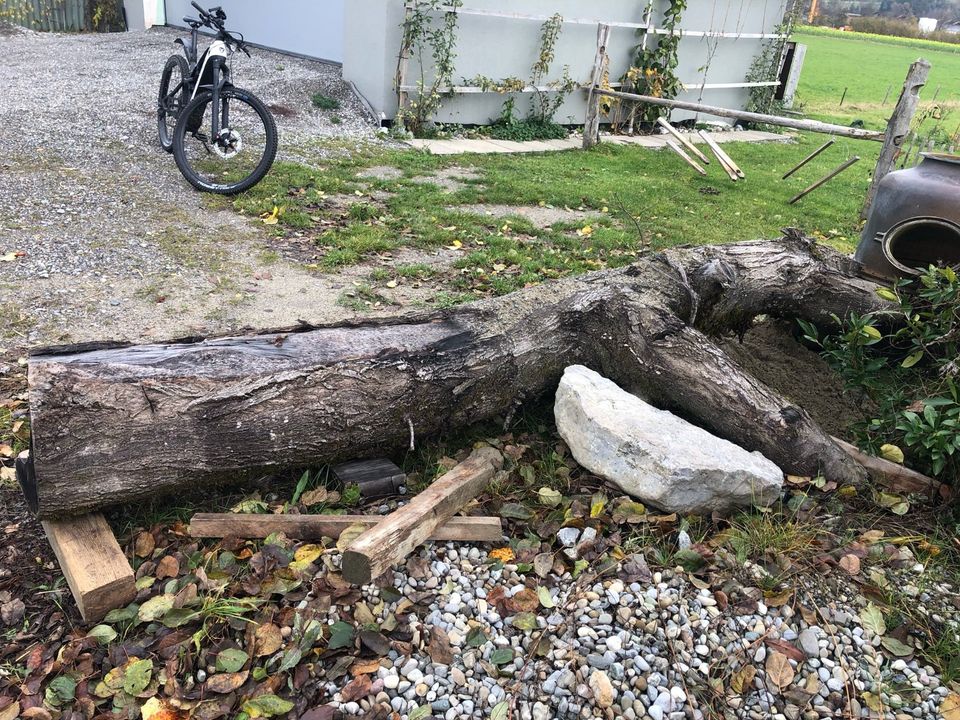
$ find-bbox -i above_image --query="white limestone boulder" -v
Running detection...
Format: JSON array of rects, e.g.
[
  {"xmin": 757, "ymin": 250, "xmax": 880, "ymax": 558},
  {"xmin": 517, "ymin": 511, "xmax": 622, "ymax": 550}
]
[{"xmin": 554, "ymin": 365, "xmax": 784, "ymax": 514}]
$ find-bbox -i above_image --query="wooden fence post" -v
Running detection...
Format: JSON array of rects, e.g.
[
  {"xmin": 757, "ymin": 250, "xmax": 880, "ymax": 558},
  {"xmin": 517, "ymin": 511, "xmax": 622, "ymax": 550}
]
[
  {"xmin": 861, "ymin": 59, "xmax": 930, "ymax": 220},
  {"xmin": 583, "ymin": 23, "xmax": 611, "ymax": 150}
]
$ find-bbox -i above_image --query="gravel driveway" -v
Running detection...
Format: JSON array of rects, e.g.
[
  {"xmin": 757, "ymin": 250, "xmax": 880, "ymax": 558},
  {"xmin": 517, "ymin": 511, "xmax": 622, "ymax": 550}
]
[{"xmin": 0, "ymin": 25, "xmax": 377, "ymax": 348}]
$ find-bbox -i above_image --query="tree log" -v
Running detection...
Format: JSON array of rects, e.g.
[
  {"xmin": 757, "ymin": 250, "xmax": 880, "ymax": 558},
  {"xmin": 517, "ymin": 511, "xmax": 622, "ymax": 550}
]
[{"xmin": 25, "ymin": 235, "xmax": 887, "ymax": 518}]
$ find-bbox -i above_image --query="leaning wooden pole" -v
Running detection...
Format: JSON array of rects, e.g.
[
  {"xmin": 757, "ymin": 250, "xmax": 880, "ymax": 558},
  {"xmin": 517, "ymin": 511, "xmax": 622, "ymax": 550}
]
[
  {"xmin": 860, "ymin": 59, "xmax": 931, "ymax": 219},
  {"xmin": 591, "ymin": 88, "xmax": 885, "ymax": 141}
]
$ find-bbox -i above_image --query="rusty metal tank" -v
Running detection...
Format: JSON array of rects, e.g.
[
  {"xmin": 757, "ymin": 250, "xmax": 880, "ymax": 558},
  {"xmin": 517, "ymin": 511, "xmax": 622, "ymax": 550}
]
[{"xmin": 855, "ymin": 152, "xmax": 960, "ymax": 280}]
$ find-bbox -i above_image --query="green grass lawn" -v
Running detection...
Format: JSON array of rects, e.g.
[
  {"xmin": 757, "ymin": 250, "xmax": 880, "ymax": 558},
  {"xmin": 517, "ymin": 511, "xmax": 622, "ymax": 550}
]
[
  {"xmin": 233, "ymin": 134, "xmax": 878, "ymax": 304},
  {"xmin": 793, "ymin": 28, "xmax": 960, "ymax": 133}
]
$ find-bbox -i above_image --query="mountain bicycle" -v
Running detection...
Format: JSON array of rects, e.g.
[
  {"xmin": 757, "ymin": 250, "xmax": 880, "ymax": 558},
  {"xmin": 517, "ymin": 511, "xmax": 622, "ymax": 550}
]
[{"xmin": 157, "ymin": 2, "xmax": 277, "ymax": 194}]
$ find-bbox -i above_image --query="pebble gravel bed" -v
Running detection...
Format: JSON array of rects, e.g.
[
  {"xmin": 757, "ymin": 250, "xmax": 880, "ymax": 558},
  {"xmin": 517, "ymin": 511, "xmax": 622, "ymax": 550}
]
[{"xmin": 303, "ymin": 542, "xmax": 957, "ymax": 720}]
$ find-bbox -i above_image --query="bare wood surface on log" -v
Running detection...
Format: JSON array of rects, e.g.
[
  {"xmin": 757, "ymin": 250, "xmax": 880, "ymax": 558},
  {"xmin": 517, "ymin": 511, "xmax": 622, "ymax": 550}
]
[
  {"xmin": 41, "ymin": 513, "xmax": 136, "ymax": 622},
  {"xmin": 27, "ymin": 237, "xmax": 888, "ymax": 518},
  {"xmin": 189, "ymin": 513, "xmax": 504, "ymax": 542},
  {"xmin": 831, "ymin": 436, "xmax": 951, "ymax": 500},
  {"xmin": 342, "ymin": 447, "xmax": 504, "ymax": 584}
]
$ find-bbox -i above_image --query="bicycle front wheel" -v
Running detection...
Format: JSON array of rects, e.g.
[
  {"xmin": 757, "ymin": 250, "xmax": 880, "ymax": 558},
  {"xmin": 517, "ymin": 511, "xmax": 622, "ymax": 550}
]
[{"xmin": 172, "ymin": 88, "xmax": 278, "ymax": 195}]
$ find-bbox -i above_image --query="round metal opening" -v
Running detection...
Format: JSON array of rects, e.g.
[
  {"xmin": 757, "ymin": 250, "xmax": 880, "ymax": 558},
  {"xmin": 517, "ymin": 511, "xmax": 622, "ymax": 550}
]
[{"xmin": 882, "ymin": 217, "xmax": 960, "ymax": 275}]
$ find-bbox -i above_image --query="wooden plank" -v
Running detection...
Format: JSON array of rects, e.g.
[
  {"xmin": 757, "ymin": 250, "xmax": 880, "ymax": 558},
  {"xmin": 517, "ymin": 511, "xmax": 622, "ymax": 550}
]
[
  {"xmin": 583, "ymin": 24, "xmax": 611, "ymax": 150},
  {"xmin": 664, "ymin": 138, "xmax": 707, "ymax": 175},
  {"xmin": 592, "ymin": 88, "xmax": 885, "ymax": 141},
  {"xmin": 657, "ymin": 117, "xmax": 711, "ymax": 164},
  {"xmin": 861, "ymin": 60, "xmax": 930, "ymax": 219},
  {"xmin": 831, "ymin": 437, "xmax": 951, "ymax": 500},
  {"xmin": 698, "ymin": 130, "xmax": 745, "ymax": 178},
  {"xmin": 342, "ymin": 447, "xmax": 504, "ymax": 584},
  {"xmin": 698, "ymin": 131, "xmax": 739, "ymax": 181},
  {"xmin": 42, "ymin": 513, "xmax": 136, "ymax": 623},
  {"xmin": 788, "ymin": 156, "xmax": 860, "ymax": 204},
  {"xmin": 189, "ymin": 513, "xmax": 504, "ymax": 541}
]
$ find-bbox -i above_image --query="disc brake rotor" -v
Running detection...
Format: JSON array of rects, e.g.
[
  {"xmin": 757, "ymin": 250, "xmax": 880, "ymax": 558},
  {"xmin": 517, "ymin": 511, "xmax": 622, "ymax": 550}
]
[{"xmin": 213, "ymin": 129, "xmax": 242, "ymax": 159}]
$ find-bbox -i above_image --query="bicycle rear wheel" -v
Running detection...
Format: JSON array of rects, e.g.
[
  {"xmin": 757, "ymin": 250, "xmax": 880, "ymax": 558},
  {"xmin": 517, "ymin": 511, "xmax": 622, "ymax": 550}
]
[
  {"xmin": 172, "ymin": 88, "xmax": 278, "ymax": 195},
  {"xmin": 157, "ymin": 55, "xmax": 190, "ymax": 153}
]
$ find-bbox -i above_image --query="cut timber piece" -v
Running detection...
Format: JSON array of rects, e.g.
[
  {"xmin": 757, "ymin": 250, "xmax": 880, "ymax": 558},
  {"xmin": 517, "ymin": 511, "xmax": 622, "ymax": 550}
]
[
  {"xmin": 342, "ymin": 447, "xmax": 504, "ymax": 584},
  {"xmin": 189, "ymin": 513, "xmax": 504, "ymax": 541},
  {"xmin": 698, "ymin": 130, "xmax": 744, "ymax": 179},
  {"xmin": 664, "ymin": 138, "xmax": 707, "ymax": 175},
  {"xmin": 831, "ymin": 436, "xmax": 951, "ymax": 500},
  {"xmin": 332, "ymin": 458, "xmax": 406, "ymax": 500},
  {"xmin": 42, "ymin": 513, "xmax": 136, "ymax": 622},
  {"xmin": 657, "ymin": 117, "xmax": 711, "ymax": 165},
  {"xmin": 25, "ymin": 237, "xmax": 888, "ymax": 518},
  {"xmin": 788, "ymin": 156, "xmax": 860, "ymax": 204}
]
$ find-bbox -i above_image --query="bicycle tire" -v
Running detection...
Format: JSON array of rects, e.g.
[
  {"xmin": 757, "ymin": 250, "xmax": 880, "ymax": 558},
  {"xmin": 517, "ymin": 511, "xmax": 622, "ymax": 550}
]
[
  {"xmin": 172, "ymin": 87, "xmax": 278, "ymax": 195},
  {"xmin": 157, "ymin": 54, "xmax": 191, "ymax": 153}
]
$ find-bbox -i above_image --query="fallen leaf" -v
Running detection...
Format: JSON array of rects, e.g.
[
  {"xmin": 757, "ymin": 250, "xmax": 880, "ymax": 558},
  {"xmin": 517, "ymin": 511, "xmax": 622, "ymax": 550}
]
[
  {"xmin": 765, "ymin": 638, "xmax": 805, "ymax": 663},
  {"xmin": 336, "ymin": 523, "xmax": 368, "ymax": 552},
  {"xmin": 350, "ymin": 659, "xmax": 382, "ymax": 676},
  {"xmin": 941, "ymin": 693, "xmax": 960, "ymax": 720},
  {"xmin": 538, "ymin": 586, "xmax": 555, "ymax": 609},
  {"xmin": 507, "ymin": 587, "xmax": 539, "ymax": 613},
  {"xmin": 216, "ymin": 648, "xmax": 249, "ymax": 672},
  {"xmin": 122, "ymin": 658, "xmax": 153, "ymax": 696},
  {"xmin": 254, "ymin": 623, "xmax": 283, "ymax": 657},
  {"xmin": 138, "ymin": 594, "xmax": 174, "ymax": 622},
  {"xmin": 206, "ymin": 670, "xmax": 248, "ymax": 693},
  {"xmin": 880, "ymin": 636, "xmax": 913, "ymax": 657},
  {"xmin": 156, "ymin": 556, "xmax": 180, "ymax": 579},
  {"xmin": 511, "ymin": 612, "xmax": 538, "ymax": 631},
  {"xmin": 838, "ymin": 554, "xmax": 861, "ymax": 575},
  {"xmin": 488, "ymin": 547, "xmax": 515, "ymax": 564},
  {"xmin": 537, "ymin": 487, "xmax": 562, "ymax": 506},
  {"xmin": 134, "ymin": 531, "xmax": 155, "ymax": 558},
  {"xmin": 765, "ymin": 650, "xmax": 795, "ymax": 691},
  {"xmin": 859, "ymin": 603, "xmax": 886, "ymax": 636},
  {"xmin": 533, "ymin": 553, "xmax": 553, "ymax": 578},
  {"xmin": 879, "ymin": 444, "xmax": 904, "ymax": 464},
  {"xmin": 243, "ymin": 695, "xmax": 294, "ymax": 718},
  {"xmin": 300, "ymin": 487, "xmax": 329, "ymax": 506},
  {"xmin": 340, "ymin": 675, "xmax": 372, "ymax": 703},
  {"xmin": 730, "ymin": 665, "xmax": 756, "ymax": 694},
  {"xmin": 427, "ymin": 626, "xmax": 454, "ymax": 665}
]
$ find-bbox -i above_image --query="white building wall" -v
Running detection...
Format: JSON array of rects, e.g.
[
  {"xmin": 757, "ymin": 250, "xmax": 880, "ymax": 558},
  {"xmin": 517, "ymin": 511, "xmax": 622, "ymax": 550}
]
[
  {"xmin": 164, "ymin": 0, "xmax": 345, "ymax": 63},
  {"xmin": 344, "ymin": 0, "xmax": 789, "ymax": 126}
]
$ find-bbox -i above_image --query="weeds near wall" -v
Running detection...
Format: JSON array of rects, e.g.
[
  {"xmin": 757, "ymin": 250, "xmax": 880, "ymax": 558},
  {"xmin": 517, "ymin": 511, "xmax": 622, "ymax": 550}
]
[
  {"xmin": 465, "ymin": 14, "xmax": 576, "ymax": 139},
  {"xmin": 800, "ymin": 266, "xmax": 960, "ymax": 480},
  {"xmin": 745, "ymin": 3, "xmax": 800, "ymax": 124},
  {"xmin": 396, "ymin": 0, "xmax": 462, "ymax": 136}
]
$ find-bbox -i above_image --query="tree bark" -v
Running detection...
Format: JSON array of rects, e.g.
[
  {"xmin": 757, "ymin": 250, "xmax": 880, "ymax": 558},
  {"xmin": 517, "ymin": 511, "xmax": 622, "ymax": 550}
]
[{"xmin": 25, "ymin": 235, "xmax": 886, "ymax": 518}]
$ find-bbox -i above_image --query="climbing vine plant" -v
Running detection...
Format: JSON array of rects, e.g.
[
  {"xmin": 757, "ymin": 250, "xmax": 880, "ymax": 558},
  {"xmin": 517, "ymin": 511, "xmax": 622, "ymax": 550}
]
[
  {"xmin": 465, "ymin": 14, "xmax": 577, "ymax": 128},
  {"xmin": 628, "ymin": 0, "xmax": 687, "ymax": 125},
  {"xmin": 745, "ymin": 2, "xmax": 801, "ymax": 123},
  {"xmin": 396, "ymin": 0, "xmax": 462, "ymax": 136}
]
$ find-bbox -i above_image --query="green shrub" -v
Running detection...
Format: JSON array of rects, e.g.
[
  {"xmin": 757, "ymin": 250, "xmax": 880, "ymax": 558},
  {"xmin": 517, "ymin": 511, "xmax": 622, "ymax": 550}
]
[
  {"xmin": 799, "ymin": 265, "xmax": 960, "ymax": 479},
  {"xmin": 484, "ymin": 119, "xmax": 568, "ymax": 142},
  {"xmin": 311, "ymin": 93, "xmax": 340, "ymax": 111}
]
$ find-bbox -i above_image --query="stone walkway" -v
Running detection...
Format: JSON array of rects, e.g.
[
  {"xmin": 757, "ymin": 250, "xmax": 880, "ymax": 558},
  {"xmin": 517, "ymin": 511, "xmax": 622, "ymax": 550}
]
[{"xmin": 405, "ymin": 130, "xmax": 791, "ymax": 155}]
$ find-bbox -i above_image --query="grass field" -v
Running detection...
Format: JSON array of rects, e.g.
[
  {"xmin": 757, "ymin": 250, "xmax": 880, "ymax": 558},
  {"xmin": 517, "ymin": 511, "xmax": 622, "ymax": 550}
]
[{"xmin": 793, "ymin": 28, "xmax": 960, "ymax": 133}]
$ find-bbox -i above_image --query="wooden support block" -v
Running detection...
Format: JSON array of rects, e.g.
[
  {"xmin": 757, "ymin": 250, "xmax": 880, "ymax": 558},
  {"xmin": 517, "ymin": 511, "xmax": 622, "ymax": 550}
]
[
  {"xmin": 41, "ymin": 513, "xmax": 136, "ymax": 623},
  {"xmin": 189, "ymin": 513, "xmax": 504, "ymax": 542},
  {"xmin": 698, "ymin": 130, "xmax": 745, "ymax": 179},
  {"xmin": 342, "ymin": 447, "xmax": 504, "ymax": 585}
]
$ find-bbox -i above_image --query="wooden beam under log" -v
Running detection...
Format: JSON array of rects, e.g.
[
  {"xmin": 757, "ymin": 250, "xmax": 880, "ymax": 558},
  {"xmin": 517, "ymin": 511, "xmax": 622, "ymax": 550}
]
[
  {"xmin": 189, "ymin": 513, "xmax": 504, "ymax": 542},
  {"xmin": 25, "ymin": 237, "xmax": 889, "ymax": 519}
]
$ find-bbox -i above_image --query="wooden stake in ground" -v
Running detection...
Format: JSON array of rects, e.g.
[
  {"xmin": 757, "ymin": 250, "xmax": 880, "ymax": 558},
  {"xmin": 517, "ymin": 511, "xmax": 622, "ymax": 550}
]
[
  {"xmin": 42, "ymin": 514, "xmax": 136, "ymax": 622},
  {"xmin": 582, "ymin": 23, "xmax": 611, "ymax": 150},
  {"xmin": 664, "ymin": 138, "xmax": 707, "ymax": 175},
  {"xmin": 861, "ymin": 59, "xmax": 930, "ymax": 219},
  {"xmin": 189, "ymin": 513, "xmax": 503, "ymax": 542},
  {"xmin": 657, "ymin": 117, "xmax": 711, "ymax": 165},
  {"xmin": 341, "ymin": 447, "xmax": 504, "ymax": 584},
  {"xmin": 782, "ymin": 139, "xmax": 835, "ymax": 179},
  {"xmin": 697, "ymin": 130, "xmax": 741, "ymax": 181},
  {"xmin": 788, "ymin": 156, "xmax": 860, "ymax": 204}
]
